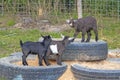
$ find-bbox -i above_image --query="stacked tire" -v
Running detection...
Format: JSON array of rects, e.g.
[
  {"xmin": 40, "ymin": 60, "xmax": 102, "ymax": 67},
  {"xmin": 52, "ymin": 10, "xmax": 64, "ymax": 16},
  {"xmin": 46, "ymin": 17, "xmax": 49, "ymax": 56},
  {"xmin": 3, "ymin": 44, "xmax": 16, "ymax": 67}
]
[
  {"xmin": 0, "ymin": 52, "xmax": 67, "ymax": 80},
  {"xmin": 50, "ymin": 40, "xmax": 108, "ymax": 61},
  {"xmin": 71, "ymin": 64, "xmax": 120, "ymax": 80}
]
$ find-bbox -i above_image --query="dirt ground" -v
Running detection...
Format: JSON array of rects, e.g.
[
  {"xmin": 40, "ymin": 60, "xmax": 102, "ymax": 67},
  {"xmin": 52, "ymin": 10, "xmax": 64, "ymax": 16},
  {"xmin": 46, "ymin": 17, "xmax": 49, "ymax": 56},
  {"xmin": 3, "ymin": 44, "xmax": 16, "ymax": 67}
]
[{"xmin": 14, "ymin": 52, "xmax": 120, "ymax": 80}]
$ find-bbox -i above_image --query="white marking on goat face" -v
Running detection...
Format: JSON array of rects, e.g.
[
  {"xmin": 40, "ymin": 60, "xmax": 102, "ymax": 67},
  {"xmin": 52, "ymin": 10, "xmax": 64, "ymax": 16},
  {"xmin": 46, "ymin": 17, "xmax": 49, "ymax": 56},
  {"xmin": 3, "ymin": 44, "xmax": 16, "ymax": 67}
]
[
  {"xmin": 50, "ymin": 44, "xmax": 58, "ymax": 54},
  {"xmin": 69, "ymin": 23, "xmax": 73, "ymax": 26}
]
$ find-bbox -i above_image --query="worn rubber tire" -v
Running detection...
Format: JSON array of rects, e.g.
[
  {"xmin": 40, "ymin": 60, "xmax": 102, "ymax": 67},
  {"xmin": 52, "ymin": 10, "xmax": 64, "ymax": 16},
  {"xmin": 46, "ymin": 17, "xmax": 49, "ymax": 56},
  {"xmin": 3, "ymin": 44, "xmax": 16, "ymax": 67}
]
[
  {"xmin": 0, "ymin": 52, "xmax": 67, "ymax": 80},
  {"xmin": 50, "ymin": 40, "xmax": 108, "ymax": 61},
  {"xmin": 71, "ymin": 64, "xmax": 120, "ymax": 80}
]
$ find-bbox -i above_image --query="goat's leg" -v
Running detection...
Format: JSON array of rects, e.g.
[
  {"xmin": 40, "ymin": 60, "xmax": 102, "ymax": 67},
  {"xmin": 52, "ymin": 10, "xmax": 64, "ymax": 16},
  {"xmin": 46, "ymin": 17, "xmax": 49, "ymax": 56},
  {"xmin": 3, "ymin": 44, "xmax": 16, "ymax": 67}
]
[
  {"xmin": 81, "ymin": 31, "xmax": 86, "ymax": 42},
  {"xmin": 22, "ymin": 54, "xmax": 28, "ymax": 66},
  {"xmin": 73, "ymin": 31, "xmax": 79, "ymax": 38},
  {"xmin": 86, "ymin": 31, "xmax": 91, "ymax": 42},
  {"xmin": 44, "ymin": 50, "xmax": 51, "ymax": 66},
  {"xmin": 43, "ymin": 55, "xmax": 51, "ymax": 66},
  {"xmin": 38, "ymin": 54, "xmax": 43, "ymax": 66},
  {"xmin": 93, "ymin": 29, "xmax": 98, "ymax": 42},
  {"xmin": 56, "ymin": 54, "xmax": 62, "ymax": 65}
]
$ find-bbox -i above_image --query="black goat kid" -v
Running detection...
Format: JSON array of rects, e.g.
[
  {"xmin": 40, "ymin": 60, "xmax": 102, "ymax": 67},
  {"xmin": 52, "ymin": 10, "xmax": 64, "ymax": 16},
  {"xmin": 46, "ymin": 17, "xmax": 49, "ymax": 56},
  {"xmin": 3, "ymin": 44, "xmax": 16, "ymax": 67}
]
[
  {"xmin": 44, "ymin": 36, "xmax": 75, "ymax": 65},
  {"xmin": 20, "ymin": 35, "xmax": 52, "ymax": 66},
  {"xmin": 67, "ymin": 16, "xmax": 98, "ymax": 42}
]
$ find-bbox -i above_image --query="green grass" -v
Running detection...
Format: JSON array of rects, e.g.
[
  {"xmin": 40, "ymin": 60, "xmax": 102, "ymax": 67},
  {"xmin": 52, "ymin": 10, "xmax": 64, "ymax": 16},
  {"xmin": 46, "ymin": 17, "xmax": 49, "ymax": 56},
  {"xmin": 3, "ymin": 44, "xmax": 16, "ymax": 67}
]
[
  {"xmin": 0, "ymin": 28, "xmax": 74, "ymax": 57},
  {"xmin": 0, "ymin": 16, "xmax": 120, "ymax": 58},
  {"xmin": 98, "ymin": 18, "xmax": 120, "ymax": 49},
  {"xmin": 0, "ymin": 29, "xmax": 40, "ymax": 57}
]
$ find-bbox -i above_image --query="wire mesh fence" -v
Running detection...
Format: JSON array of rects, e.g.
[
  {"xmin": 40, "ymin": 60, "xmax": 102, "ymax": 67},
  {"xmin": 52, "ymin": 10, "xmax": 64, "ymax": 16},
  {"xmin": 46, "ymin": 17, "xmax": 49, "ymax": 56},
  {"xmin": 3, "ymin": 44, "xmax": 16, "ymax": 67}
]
[
  {"xmin": 82, "ymin": 0, "xmax": 120, "ymax": 18},
  {"xmin": 0, "ymin": 0, "xmax": 120, "ymax": 24},
  {"xmin": 82, "ymin": 0, "xmax": 120, "ymax": 29}
]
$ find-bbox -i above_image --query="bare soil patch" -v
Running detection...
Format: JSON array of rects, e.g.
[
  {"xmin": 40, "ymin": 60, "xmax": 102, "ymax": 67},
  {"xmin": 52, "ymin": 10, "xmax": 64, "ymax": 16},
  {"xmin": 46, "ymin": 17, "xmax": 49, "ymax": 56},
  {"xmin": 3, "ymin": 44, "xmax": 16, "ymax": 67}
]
[{"xmin": 108, "ymin": 52, "xmax": 120, "ymax": 58}]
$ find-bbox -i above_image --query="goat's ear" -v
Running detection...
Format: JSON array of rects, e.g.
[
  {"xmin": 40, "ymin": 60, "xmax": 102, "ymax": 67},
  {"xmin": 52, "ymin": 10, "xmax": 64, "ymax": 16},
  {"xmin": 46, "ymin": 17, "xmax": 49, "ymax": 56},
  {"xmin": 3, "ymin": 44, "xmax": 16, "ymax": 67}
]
[
  {"xmin": 41, "ymin": 35, "xmax": 45, "ymax": 38},
  {"xmin": 62, "ymin": 36, "xmax": 69, "ymax": 44},
  {"xmin": 61, "ymin": 34, "xmax": 65, "ymax": 39},
  {"xmin": 38, "ymin": 37, "xmax": 44, "ymax": 41},
  {"xmin": 48, "ymin": 35, "xmax": 51, "ymax": 38},
  {"xmin": 73, "ymin": 20, "xmax": 77, "ymax": 22},
  {"xmin": 66, "ymin": 19, "xmax": 71, "ymax": 23}
]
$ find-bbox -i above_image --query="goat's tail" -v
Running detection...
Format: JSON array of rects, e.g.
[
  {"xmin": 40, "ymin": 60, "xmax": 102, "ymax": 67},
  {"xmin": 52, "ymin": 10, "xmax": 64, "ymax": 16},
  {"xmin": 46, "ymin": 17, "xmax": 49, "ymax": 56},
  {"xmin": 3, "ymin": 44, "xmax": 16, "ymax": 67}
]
[{"xmin": 20, "ymin": 40, "xmax": 23, "ymax": 47}]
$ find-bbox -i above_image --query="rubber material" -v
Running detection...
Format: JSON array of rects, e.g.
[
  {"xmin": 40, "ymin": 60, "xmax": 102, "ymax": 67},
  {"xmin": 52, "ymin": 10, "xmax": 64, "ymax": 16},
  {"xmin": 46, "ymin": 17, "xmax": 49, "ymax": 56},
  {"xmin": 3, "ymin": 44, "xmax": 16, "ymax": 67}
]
[
  {"xmin": 50, "ymin": 40, "xmax": 108, "ymax": 61},
  {"xmin": 71, "ymin": 64, "xmax": 120, "ymax": 80},
  {"xmin": 0, "ymin": 52, "xmax": 67, "ymax": 80}
]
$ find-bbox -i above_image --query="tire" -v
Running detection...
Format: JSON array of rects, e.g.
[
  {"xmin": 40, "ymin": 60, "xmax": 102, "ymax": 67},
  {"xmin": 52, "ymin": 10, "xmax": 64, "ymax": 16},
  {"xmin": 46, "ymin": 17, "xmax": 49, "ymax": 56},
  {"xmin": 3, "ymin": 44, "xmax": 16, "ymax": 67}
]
[
  {"xmin": 71, "ymin": 64, "xmax": 120, "ymax": 80},
  {"xmin": 50, "ymin": 40, "xmax": 108, "ymax": 61},
  {"xmin": 0, "ymin": 52, "xmax": 67, "ymax": 80}
]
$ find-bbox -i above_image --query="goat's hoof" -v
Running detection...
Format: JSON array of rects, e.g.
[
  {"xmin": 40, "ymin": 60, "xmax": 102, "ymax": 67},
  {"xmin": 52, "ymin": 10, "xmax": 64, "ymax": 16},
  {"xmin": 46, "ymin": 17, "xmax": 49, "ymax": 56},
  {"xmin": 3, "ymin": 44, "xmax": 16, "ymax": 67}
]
[
  {"xmin": 86, "ymin": 40, "xmax": 90, "ymax": 42},
  {"xmin": 96, "ymin": 39, "xmax": 98, "ymax": 42},
  {"xmin": 39, "ymin": 64, "xmax": 43, "ymax": 66},
  {"xmin": 40, "ymin": 65, "xmax": 43, "ymax": 66},
  {"xmin": 23, "ymin": 63, "xmax": 28, "ymax": 66},
  {"xmin": 81, "ymin": 40, "xmax": 85, "ymax": 42},
  {"xmin": 23, "ymin": 64, "xmax": 28, "ymax": 66},
  {"xmin": 47, "ymin": 63, "xmax": 51, "ymax": 66},
  {"xmin": 95, "ymin": 38, "xmax": 98, "ymax": 42},
  {"xmin": 58, "ymin": 63, "xmax": 62, "ymax": 65}
]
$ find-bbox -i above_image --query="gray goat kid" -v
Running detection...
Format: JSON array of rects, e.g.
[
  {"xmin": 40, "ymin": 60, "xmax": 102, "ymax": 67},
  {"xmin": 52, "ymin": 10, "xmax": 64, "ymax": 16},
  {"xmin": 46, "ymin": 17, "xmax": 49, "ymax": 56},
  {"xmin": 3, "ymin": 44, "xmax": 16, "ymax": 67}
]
[
  {"xmin": 20, "ymin": 35, "xmax": 52, "ymax": 66},
  {"xmin": 67, "ymin": 16, "xmax": 98, "ymax": 42},
  {"xmin": 44, "ymin": 35, "xmax": 75, "ymax": 65}
]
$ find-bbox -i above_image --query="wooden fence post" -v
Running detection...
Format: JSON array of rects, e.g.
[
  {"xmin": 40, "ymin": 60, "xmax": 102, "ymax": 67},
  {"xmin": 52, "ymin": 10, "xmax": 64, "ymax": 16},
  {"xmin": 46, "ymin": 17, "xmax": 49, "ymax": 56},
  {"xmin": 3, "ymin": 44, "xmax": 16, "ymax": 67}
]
[{"xmin": 77, "ymin": 0, "xmax": 82, "ymax": 18}]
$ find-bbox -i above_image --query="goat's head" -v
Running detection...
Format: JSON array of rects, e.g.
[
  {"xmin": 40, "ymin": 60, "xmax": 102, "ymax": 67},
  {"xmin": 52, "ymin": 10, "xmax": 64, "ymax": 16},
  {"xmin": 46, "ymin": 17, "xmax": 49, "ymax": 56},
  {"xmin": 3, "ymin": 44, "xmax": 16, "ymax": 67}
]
[
  {"xmin": 41, "ymin": 35, "xmax": 52, "ymax": 45},
  {"xmin": 66, "ymin": 19, "xmax": 76, "ymax": 28},
  {"xmin": 61, "ymin": 34, "xmax": 75, "ymax": 46}
]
